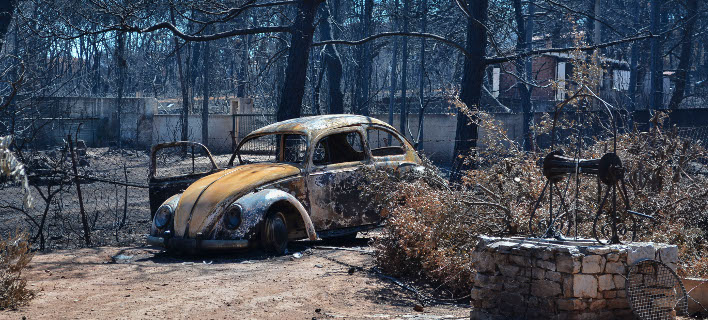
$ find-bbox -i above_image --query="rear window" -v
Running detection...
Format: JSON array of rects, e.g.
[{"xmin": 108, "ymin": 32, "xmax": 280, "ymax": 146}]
[{"xmin": 366, "ymin": 128, "xmax": 406, "ymax": 156}]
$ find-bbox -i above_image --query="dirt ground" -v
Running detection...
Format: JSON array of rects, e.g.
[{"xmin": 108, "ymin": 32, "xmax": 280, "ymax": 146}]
[
  {"xmin": 3, "ymin": 240, "xmax": 470, "ymax": 320},
  {"xmin": 2, "ymin": 147, "xmax": 469, "ymax": 319}
]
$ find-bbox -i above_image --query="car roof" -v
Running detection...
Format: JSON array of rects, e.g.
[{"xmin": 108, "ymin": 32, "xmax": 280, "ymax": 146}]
[{"xmin": 248, "ymin": 114, "xmax": 396, "ymax": 138}]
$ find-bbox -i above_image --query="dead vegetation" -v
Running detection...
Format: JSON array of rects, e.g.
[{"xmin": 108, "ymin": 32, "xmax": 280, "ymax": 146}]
[
  {"xmin": 0, "ymin": 231, "xmax": 34, "ymax": 310},
  {"xmin": 365, "ymin": 109, "xmax": 708, "ymax": 298},
  {"xmin": 1, "ymin": 147, "xmax": 152, "ymax": 251},
  {"xmin": 366, "ymin": 36, "xmax": 708, "ymax": 296}
]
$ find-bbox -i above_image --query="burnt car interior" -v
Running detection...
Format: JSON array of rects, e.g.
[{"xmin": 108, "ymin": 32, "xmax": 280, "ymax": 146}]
[
  {"xmin": 237, "ymin": 134, "xmax": 307, "ymax": 165},
  {"xmin": 366, "ymin": 128, "xmax": 406, "ymax": 157},
  {"xmin": 149, "ymin": 142, "xmax": 220, "ymax": 216},
  {"xmin": 313, "ymin": 131, "xmax": 366, "ymax": 166},
  {"xmin": 282, "ymin": 135, "xmax": 307, "ymax": 163}
]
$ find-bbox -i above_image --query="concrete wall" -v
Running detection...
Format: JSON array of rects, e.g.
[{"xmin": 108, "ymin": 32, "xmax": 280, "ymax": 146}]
[
  {"xmin": 152, "ymin": 114, "xmax": 235, "ymax": 153},
  {"xmin": 12, "ymin": 97, "xmax": 157, "ymax": 148},
  {"xmin": 19, "ymin": 96, "xmax": 707, "ymax": 164},
  {"xmin": 370, "ymin": 113, "xmax": 526, "ymax": 164},
  {"xmin": 152, "ymin": 112, "xmax": 469, "ymax": 163},
  {"xmin": 370, "ymin": 113, "xmax": 460, "ymax": 164},
  {"xmin": 149, "ymin": 112, "xmax": 523, "ymax": 163}
]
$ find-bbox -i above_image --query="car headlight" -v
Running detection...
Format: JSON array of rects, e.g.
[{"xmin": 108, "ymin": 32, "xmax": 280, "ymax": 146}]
[
  {"xmin": 223, "ymin": 203, "xmax": 242, "ymax": 229},
  {"xmin": 154, "ymin": 205, "xmax": 173, "ymax": 229}
]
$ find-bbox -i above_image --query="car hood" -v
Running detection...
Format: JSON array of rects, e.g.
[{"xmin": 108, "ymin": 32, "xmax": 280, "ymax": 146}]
[{"xmin": 173, "ymin": 163, "xmax": 300, "ymax": 238}]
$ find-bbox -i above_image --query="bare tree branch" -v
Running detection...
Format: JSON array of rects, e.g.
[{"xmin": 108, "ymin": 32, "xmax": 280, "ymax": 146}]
[
  {"xmin": 312, "ymin": 31, "xmax": 471, "ymax": 58},
  {"xmin": 485, "ymin": 33, "xmax": 655, "ymax": 64},
  {"xmin": 122, "ymin": 22, "xmax": 291, "ymax": 42},
  {"xmin": 541, "ymin": 0, "xmax": 625, "ymax": 37},
  {"xmin": 0, "ymin": 56, "xmax": 25, "ymax": 113}
]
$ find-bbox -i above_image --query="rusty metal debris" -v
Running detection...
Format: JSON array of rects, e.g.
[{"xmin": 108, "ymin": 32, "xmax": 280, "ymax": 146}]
[
  {"xmin": 530, "ymin": 150, "xmax": 656, "ymax": 244},
  {"xmin": 529, "ymin": 109, "xmax": 656, "ymax": 244}
]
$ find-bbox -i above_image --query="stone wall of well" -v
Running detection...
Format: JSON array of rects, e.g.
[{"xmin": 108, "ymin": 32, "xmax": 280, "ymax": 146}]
[{"xmin": 470, "ymin": 236, "xmax": 679, "ymax": 320}]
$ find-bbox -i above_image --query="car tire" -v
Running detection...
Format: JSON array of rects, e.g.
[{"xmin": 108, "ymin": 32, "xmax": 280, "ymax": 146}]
[{"xmin": 262, "ymin": 211, "xmax": 288, "ymax": 255}]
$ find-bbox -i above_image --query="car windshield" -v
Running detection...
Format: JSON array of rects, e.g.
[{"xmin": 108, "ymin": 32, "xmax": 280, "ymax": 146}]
[{"xmin": 236, "ymin": 133, "xmax": 307, "ymax": 165}]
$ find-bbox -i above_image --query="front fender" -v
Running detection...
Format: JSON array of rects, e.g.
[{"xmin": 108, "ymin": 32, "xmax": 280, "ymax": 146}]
[{"xmin": 212, "ymin": 189, "xmax": 317, "ymax": 241}]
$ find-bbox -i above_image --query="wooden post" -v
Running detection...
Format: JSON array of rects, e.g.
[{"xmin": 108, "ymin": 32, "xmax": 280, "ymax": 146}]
[{"xmin": 68, "ymin": 134, "xmax": 91, "ymax": 246}]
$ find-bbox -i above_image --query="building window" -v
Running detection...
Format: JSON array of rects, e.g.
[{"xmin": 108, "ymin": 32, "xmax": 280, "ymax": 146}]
[
  {"xmin": 613, "ymin": 70, "xmax": 630, "ymax": 91},
  {"xmin": 492, "ymin": 68, "xmax": 500, "ymax": 98},
  {"xmin": 555, "ymin": 62, "xmax": 566, "ymax": 101}
]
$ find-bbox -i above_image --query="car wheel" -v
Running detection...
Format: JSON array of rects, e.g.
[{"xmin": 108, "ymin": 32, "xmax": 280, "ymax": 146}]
[{"xmin": 262, "ymin": 211, "xmax": 288, "ymax": 255}]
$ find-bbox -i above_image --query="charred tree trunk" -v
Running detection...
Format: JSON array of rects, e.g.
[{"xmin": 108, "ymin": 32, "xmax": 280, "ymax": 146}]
[
  {"xmin": 115, "ymin": 31, "xmax": 126, "ymax": 147},
  {"xmin": 628, "ymin": 0, "xmax": 640, "ymax": 110},
  {"xmin": 388, "ymin": 0, "xmax": 400, "ymax": 128},
  {"xmin": 358, "ymin": 0, "xmax": 373, "ymax": 116},
  {"xmin": 189, "ymin": 11, "xmax": 201, "ymax": 104},
  {"xmin": 201, "ymin": 29, "xmax": 211, "ymax": 147},
  {"xmin": 399, "ymin": 0, "xmax": 410, "ymax": 138},
  {"xmin": 592, "ymin": 0, "xmax": 601, "ymax": 45},
  {"xmin": 524, "ymin": 2, "xmax": 535, "ymax": 150},
  {"xmin": 388, "ymin": 39, "xmax": 399, "ymax": 127},
  {"xmin": 0, "ymin": 0, "xmax": 17, "ymax": 53},
  {"xmin": 318, "ymin": 2, "xmax": 344, "ymax": 114},
  {"xmin": 415, "ymin": 0, "xmax": 428, "ymax": 150},
  {"xmin": 649, "ymin": 0, "xmax": 663, "ymax": 110},
  {"xmin": 68, "ymin": 135, "xmax": 91, "ymax": 246},
  {"xmin": 237, "ymin": 33, "xmax": 250, "ymax": 98},
  {"xmin": 513, "ymin": 0, "xmax": 534, "ymax": 151},
  {"xmin": 91, "ymin": 39, "xmax": 102, "ymax": 96},
  {"xmin": 276, "ymin": 0, "xmax": 321, "ymax": 121},
  {"xmin": 313, "ymin": 56, "xmax": 325, "ymax": 114},
  {"xmin": 451, "ymin": 0, "xmax": 488, "ymax": 181},
  {"xmin": 668, "ymin": 0, "xmax": 698, "ymax": 110},
  {"xmin": 171, "ymin": 7, "xmax": 189, "ymax": 144}
]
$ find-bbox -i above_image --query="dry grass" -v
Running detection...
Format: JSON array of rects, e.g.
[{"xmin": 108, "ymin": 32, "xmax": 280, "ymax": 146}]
[{"xmin": 0, "ymin": 231, "xmax": 34, "ymax": 310}]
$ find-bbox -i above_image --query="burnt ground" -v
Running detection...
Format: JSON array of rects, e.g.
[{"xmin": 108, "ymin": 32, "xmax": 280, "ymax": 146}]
[
  {"xmin": 0, "ymin": 147, "xmax": 235, "ymax": 250},
  {"xmin": 1, "ymin": 148, "xmax": 470, "ymax": 319},
  {"xmin": 3, "ymin": 240, "xmax": 470, "ymax": 319}
]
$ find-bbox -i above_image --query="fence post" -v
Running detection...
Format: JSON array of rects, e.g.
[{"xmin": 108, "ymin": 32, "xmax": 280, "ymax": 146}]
[{"xmin": 68, "ymin": 134, "xmax": 91, "ymax": 246}]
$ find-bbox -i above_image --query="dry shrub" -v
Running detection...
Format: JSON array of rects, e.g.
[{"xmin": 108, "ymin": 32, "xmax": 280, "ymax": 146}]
[
  {"xmin": 0, "ymin": 231, "xmax": 34, "ymax": 310},
  {"xmin": 468, "ymin": 109, "xmax": 708, "ymax": 274},
  {"xmin": 0, "ymin": 135, "xmax": 33, "ymax": 208},
  {"xmin": 369, "ymin": 111, "xmax": 708, "ymax": 298},
  {"xmin": 371, "ymin": 24, "xmax": 708, "ymax": 295},
  {"xmin": 363, "ymin": 158, "xmax": 512, "ymax": 297}
]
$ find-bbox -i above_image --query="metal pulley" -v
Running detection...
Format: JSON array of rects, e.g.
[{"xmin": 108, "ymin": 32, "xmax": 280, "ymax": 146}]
[{"xmin": 542, "ymin": 151, "xmax": 623, "ymax": 185}]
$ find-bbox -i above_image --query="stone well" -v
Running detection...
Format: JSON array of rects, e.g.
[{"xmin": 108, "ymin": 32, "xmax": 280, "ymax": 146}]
[{"xmin": 469, "ymin": 236, "xmax": 679, "ymax": 320}]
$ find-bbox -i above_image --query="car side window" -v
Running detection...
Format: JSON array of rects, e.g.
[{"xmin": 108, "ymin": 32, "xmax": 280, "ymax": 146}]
[
  {"xmin": 366, "ymin": 128, "xmax": 407, "ymax": 156},
  {"xmin": 312, "ymin": 131, "xmax": 367, "ymax": 166},
  {"xmin": 282, "ymin": 135, "xmax": 307, "ymax": 163}
]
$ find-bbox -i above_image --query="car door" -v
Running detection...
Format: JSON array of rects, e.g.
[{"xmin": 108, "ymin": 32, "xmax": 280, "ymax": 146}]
[{"xmin": 306, "ymin": 128, "xmax": 375, "ymax": 230}]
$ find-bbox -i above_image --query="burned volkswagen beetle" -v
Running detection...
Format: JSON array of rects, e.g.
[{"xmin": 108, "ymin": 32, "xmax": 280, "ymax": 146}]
[{"xmin": 147, "ymin": 114, "xmax": 422, "ymax": 254}]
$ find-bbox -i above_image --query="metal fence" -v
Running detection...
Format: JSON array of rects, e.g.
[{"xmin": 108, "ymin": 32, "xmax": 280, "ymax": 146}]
[
  {"xmin": 231, "ymin": 114, "xmax": 276, "ymax": 149},
  {"xmin": 677, "ymin": 126, "xmax": 708, "ymax": 148}
]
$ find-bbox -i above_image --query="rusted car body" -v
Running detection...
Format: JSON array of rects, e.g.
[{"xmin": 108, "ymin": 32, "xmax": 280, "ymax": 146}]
[{"xmin": 147, "ymin": 114, "xmax": 422, "ymax": 254}]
